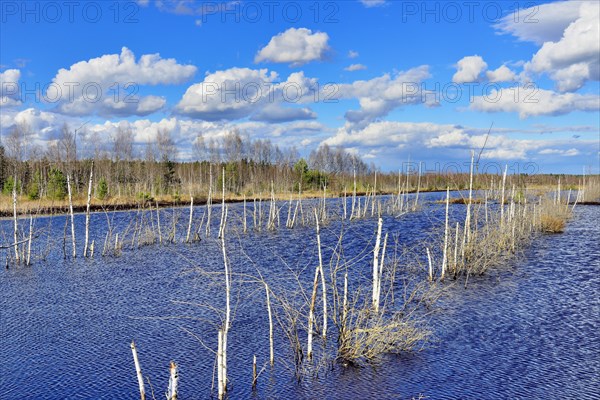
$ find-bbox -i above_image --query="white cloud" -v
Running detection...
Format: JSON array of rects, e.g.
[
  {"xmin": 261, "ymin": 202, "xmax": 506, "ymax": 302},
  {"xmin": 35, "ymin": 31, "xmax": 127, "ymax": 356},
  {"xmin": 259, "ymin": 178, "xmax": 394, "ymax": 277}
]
[
  {"xmin": 348, "ymin": 50, "xmax": 359, "ymax": 59},
  {"xmin": 453, "ymin": 56, "xmax": 517, "ymax": 84},
  {"xmin": 11, "ymin": 108, "xmax": 61, "ymax": 140},
  {"xmin": 486, "ymin": 65, "xmax": 517, "ymax": 83},
  {"xmin": 452, "ymin": 55, "xmax": 488, "ymax": 83},
  {"xmin": 46, "ymin": 47, "xmax": 196, "ymax": 117},
  {"xmin": 175, "ymin": 67, "xmax": 319, "ymax": 123},
  {"xmin": 470, "ymin": 87, "xmax": 600, "ymax": 118},
  {"xmin": 360, "ymin": 0, "xmax": 386, "ymax": 8},
  {"xmin": 344, "ymin": 64, "xmax": 367, "ymax": 72},
  {"xmin": 250, "ymin": 105, "xmax": 316, "ymax": 123},
  {"xmin": 255, "ymin": 28, "xmax": 330, "ymax": 67},
  {"xmin": 322, "ymin": 120, "xmax": 596, "ymax": 164},
  {"xmin": 0, "ymin": 69, "xmax": 22, "ymax": 107},
  {"xmin": 524, "ymin": 2, "xmax": 600, "ymax": 92},
  {"xmin": 495, "ymin": 1, "xmax": 584, "ymax": 45},
  {"xmin": 539, "ymin": 148, "xmax": 580, "ymax": 156},
  {"xmin": 86, "ymin": 117, "xmax": 328, "ymax": 158},
  {"xmin": 323, "ymin": 121, "xmax": 539, "ymax": 159},
  {"xmin": 334, "ymin": 66, "xmax": 435, "ymax": 127},
  {"xmin": 497, "ymin": 1, "xmax": 600, "ymax": 92}
]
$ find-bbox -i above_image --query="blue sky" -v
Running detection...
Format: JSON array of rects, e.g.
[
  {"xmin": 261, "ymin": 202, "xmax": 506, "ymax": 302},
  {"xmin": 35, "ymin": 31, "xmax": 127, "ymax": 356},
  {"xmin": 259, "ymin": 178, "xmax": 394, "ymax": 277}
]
[{"xmin": 1, "ymin": 0, "xmax": 598, "ymax": 174}]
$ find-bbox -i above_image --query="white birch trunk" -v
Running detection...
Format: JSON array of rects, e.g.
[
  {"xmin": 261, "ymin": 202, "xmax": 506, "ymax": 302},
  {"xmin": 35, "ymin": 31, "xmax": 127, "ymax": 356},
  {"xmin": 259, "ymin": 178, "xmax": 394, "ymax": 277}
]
[
  {"xmin": 186, "ymin": 196, "xmax": 194, "ymax": 243},
  {"xmin": 12, "ymin": 185, "xmax": 19, "ymax": 263},
  {"xmin": 167, "ymin": 361, "xmax": 178, "ymax": 400},
  {"xmin": 67, "ymin": 174, "xmax": 76, "ymax": 258},
  {"xmin": 372, "ymin": 217, "xmax": 383, "ymax": 311},
  {"xmin": 426, "ymin": 247, "xmax": 433, "ymax": 281},
  {"xmin": 84, "ymin": 163, "xmax": 93, "ymax": 257},
  {"xmin": 130, "ymin": 341, "xmax": 145, "ymax": 400},
  {"xmin": 315, "ymin": 209, "xmax": 327, "ymax": 339},
  {"xmin": 441, "ymin": 187, "xmax": 450, "ymax": 280}
]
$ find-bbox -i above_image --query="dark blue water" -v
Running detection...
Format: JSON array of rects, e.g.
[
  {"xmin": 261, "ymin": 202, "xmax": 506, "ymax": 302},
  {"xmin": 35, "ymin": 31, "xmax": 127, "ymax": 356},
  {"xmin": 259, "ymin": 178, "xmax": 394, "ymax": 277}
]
[{"xmin": 1, "ymin": 194, "xmax": 599, "ymax": 399}]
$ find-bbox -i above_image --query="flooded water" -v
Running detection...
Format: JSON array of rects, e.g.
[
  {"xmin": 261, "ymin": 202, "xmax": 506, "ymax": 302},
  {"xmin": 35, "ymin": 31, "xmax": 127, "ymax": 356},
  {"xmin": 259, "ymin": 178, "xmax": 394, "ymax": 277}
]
[{"xmin": 1, "ymin": 194, "xmax": 599, "ymax": 399}]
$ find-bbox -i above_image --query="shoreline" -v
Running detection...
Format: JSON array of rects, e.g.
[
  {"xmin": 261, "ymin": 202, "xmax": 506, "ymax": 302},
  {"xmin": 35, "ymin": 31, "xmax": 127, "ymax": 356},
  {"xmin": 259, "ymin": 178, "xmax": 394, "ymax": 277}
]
[
  {"xmin": 2, "ymin": 188, "xmax": 597, "ymax": 219},
  {"xmin": 0, "ymin": 189, "xmax": 448, "ymax": 219}
]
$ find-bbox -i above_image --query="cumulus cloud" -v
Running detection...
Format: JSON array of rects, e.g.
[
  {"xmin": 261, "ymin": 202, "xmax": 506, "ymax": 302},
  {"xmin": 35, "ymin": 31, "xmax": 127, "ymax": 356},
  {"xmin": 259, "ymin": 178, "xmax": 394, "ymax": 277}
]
[
  {"xmin": 486, "ymin": 65, "xmax": 518, "ymax": 83},
  {"xmin": 323, "ymin": 120, "xmax": 596, "ymax": 164},
  {"xmin": 8, "ymin": 108, "xmax": 63, "ymax": 140},
  {"xmin": 255, "ymin": 28, "xmax": 330, "ymax": 66},
  {"xmin": 470, "ymin": 87, "xmax": 600, "ymax": 118},
  {"xmin": 494, "ymin": 1, "xmax": 584, "ymax": 45},
  {"xmin": 323, "ymin": 121, "xmax": 541, "ymax": 160},
  {"xmin": 344, "ymin": 64, "xmax": 367, "ymax": 72},
  {"xmin": 250, "ymin": 105, "xmax": 316, "ymax": 123},
  {"xmin": 453, "ymin": 55, "xmax": 488, "ymax": 83},
  {"xmin": 497, "ymin": 1, "xmax": 599, "ymax": 92},
  {"xmin": 175, "ymin": 67, "xmax": 319, "ymax": 122},
  {"xmin": 333, "ymin": 65, "xmax": 435, "ymax": 127},
  {"xmin": 348, "ymin": 50, "xmax": 359, "ymax": 59},
  {"xmin": 453, "ymin": 55, "xmax": 517, "ymax": 84},
  {"xmin": 46, "ymin": 47, "xmax": 196, "ymax": 117},
  {"xmin": 87, "ymin": 117, "xmax": 327, "ymax": 159},
  {"xmin": 0, "ymin": 69, "xmax": 22, "ymax": 107},
  {"xmin": 0, "ymin": 108, "xmax": 82, "ymax": 149},
  {"xmin": 524, "ymin": 2, "xmax": 600, "ymax": 92}
]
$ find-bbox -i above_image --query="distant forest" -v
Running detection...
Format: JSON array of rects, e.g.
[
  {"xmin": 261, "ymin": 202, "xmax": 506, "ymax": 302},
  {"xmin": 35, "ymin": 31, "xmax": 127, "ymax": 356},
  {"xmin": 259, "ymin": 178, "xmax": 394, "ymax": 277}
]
[{"xmin": 0, "ymin": 123, "xmax": 585, "ymax": 204}]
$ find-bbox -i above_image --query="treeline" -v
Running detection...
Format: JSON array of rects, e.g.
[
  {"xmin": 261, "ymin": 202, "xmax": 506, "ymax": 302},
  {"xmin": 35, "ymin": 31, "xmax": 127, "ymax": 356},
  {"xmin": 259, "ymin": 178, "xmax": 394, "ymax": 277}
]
[
  {"xmin": 0, "ymin": 126, "xmax": 374, "ymax": 202},
  {"xmin": 0, "ymin": 124, "xmax": 590, "ymax": 205}
]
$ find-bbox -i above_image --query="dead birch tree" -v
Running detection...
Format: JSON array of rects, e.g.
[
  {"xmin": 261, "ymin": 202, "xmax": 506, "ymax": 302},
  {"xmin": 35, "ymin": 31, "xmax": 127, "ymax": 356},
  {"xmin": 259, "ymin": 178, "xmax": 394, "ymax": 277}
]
[
  {"xmin": 84, "ymin": 162, "xmax": 94, "ymax": 257},
  {"xmin": 67, "ymin": 174, "xmax": 76, "ymax": 258},
  {"xmin": 372, "ymin": 217, "xmax": 383, "ymax": 311},
  {"xmin": 130, "ymin": 341, "xmax": 146, "ymax": 400},
  {"xmin": 217, "ymin": 205, "xmax": 231, "ymax": 397}
]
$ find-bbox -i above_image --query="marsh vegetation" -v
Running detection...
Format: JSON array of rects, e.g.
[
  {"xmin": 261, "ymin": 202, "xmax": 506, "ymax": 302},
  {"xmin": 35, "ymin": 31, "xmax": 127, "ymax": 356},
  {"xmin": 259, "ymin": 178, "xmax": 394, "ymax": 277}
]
[{"xmin": 1, "ymin": 138, "xmax": 598, "ymax": 398}]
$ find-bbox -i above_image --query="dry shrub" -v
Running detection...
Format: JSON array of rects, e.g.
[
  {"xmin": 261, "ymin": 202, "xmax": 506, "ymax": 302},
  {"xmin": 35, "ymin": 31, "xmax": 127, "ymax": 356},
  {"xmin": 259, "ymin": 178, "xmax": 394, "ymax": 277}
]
[
  {"xmin": 338, "ymin": 315, "xmax": 431, "ymax": 366},
  {"xmin": 540, "ymin": 214, "xmax": 565, "ymax": 233},
  {"xmin": 581, "ymin": 176, "xmax": 600, "ymax": 203}
]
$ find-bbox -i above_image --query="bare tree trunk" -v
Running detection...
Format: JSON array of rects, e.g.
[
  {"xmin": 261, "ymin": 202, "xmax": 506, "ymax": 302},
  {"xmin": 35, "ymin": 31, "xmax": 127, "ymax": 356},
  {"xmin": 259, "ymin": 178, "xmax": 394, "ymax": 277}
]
[
  {"xmin": 253, "ymin": 198, "xmax": 257, "ymax": 230},
  {"xmin": 315, "ymin": 209, "xmax": 327, "ymax": 339},
  {"xmin": 371, "ymin": 171, "xmax": 377, "ymax": 217},
  {"xmin": 307, "ymin": 263, "xmax": 319, "ymax": 360},
  {"xmin": 26, "ymin": 215, "xmax": 33, "ymax": 266},
  {"xmin": 13, "ymin": 186, "xmax": 19, "ymax": 263},
  {"xmin": 243, "ymin": 195, "xmax": 247, "ymax": 233},
  {"xmin": 372, "ymin": 217, "xmax": 383, "ymax": 311},
  {"xmin": 465, "ymin": 151, "xmax": 475, "ymax": 244},
  {"xmin": 156, "ymin": 202, "xmax": 162, "ymax": 244},
  {"xmin": 130, "ymin": 341, "xmax": 146, "ymax": 400},
  {"xmin": 186, "ymin": 196, "xmax": 194, "ymax": 243},
  {"xmin": 500, "ymin": 165, "xmax": 507, "ymax": 228},
  {"xmin": 218, "ymin": 167, "xmax": 225, "ymax": 238},
  {"xmin": 426, "ymin": 247, "xmax": 433, "ymax": 281},
  {"xmin": 206, "ymin": 165, "xmax": 213, "ymax": 237},
  {"xmin": 265, "ymin": 283, "xmax": 274, "ymax": 366},
  {"xmin": 220, "ymin": 205, "xmax": 230, "ymax": 395},
  {"xmin": 252, "ymin": 355, "xmax": 257, "ymax": 389},
  {"xmin": 341, "ymin": 272, "xmax": 348, "ymax": 336},
  {"xmin": 441, "ymin": 187, "xmax": 450, "ymax": 280},
  {"xmin": 217, "ymin": 329, "xmax": 224, "ymax": 399},
  {"xmin": 453, "ymin": 222, "xmax": 460, "ymax": 274},
  {"xmin": 84, "ymin": 163, "xmax": 94, "ymax": 257},
  {"xmin": 67, "ymin": 174, "xmax": 76, "ymax": 258},
  {"xmin": 413, "ymin": 162, "xmax": 422, "ymax": 210},
  {"xmin": 167, "ymin": 361, "xmax": 178, "ymax": 400},
  {"xmin": 378, "ymin": 232, "xmax": 388, "ymax": 303},
  {"xmin": 350, "ymin": 168, "xmax": 356, "ymax": 220}
]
